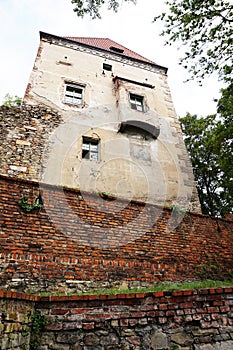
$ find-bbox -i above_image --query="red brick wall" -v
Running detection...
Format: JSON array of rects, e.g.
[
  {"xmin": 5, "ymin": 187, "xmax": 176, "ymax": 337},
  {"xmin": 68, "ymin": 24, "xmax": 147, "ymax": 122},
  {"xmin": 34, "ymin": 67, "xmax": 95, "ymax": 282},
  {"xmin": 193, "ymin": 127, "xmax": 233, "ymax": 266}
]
[
  {"xmin": 37, "ymin": 286, "xmax": 233, "ymax": 349},
  {"xmin": 0, "ymin": 174, "xmax": 233, "ymax": 293},
  {"xmin": 1, "ymin": 287, "xmax": 233, "ymax": 349}
]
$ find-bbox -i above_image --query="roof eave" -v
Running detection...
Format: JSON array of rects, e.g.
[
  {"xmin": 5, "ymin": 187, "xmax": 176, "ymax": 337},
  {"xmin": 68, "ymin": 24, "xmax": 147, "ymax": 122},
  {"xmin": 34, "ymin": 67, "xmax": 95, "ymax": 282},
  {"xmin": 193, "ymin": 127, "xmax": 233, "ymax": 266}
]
[{"xmin": 39, "ymin": 31, "xmax": 168, "ymax": 74}]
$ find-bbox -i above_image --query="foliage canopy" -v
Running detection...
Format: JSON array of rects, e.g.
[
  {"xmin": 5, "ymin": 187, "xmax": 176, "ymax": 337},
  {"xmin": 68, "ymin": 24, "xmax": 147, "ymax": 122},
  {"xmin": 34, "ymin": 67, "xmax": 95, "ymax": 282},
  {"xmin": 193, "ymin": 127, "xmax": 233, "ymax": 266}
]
[
  {"xmin": 180, "ymin": 113, "xmax": 232, "ymax": 217},
  {"xmin": 71, "ymin": 0, "xmax": 136, "ymax": 19},
  {"xmin": 71, "ymin": 0, "xmax": 233, "ymax": 82},
  {"xmin": 155, "ymin": 0, "xmax": 233, "ymax": 82}
]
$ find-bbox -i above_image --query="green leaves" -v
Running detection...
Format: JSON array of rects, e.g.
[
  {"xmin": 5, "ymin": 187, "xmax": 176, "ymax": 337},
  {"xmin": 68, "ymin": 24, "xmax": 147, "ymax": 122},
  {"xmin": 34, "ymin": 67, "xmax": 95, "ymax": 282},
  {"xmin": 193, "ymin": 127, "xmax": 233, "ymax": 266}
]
[
  {"xmin": 30, "ymin": 313, "xmax": 48, "ymax": 350},
  {"xmin": 180, "ymin": 112, "xmax": 233, "ymax": 217},
  {"xmin": 155, "ymin": 0, "xmax": 233, "ymax": 82},
  {"xmin": 18, "ymin": 196, "xmax": 43, "ymax": 213},
  {"xmin": 70, "ymin": 0, "xmax": 232, "ymax": 84},
  {"xmin": 71, "ymin": 0, "xmax": 136, "ymax": 19},
  {"xmin": 2, "ymin": 93, "xmax": 22, "ymax": 107}
]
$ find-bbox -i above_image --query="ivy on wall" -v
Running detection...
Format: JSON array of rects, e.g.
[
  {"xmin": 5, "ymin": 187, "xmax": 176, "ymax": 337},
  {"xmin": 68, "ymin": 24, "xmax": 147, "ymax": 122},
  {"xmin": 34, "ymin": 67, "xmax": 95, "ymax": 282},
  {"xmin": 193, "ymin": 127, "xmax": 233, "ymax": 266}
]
[{"xmin": 18, "ymin": 194, "xmax": 43, "ymax": 213}]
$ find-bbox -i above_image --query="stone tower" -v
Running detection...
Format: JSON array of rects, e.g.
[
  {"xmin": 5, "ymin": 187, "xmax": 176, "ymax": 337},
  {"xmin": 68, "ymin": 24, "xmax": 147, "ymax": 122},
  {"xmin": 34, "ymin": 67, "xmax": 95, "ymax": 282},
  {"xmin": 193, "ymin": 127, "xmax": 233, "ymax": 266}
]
[{"xmin": 23, "ymin": 31, "xmax": 200, "ymax": 212}]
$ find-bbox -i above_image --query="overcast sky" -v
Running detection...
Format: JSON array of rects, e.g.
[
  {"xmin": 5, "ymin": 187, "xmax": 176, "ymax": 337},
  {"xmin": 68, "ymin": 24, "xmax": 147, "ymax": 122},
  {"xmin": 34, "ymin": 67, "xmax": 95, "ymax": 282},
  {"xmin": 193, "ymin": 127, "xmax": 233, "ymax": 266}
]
[{"xmin": 0, "ymin": 0, "xmax": 223, "ymax": 117}]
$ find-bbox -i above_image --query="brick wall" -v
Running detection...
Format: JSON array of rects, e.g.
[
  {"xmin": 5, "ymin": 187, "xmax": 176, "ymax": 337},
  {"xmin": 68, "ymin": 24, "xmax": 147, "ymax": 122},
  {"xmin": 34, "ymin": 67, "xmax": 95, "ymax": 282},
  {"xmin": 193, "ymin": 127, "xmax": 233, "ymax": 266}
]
[
  {"xmin": 0, "ymin": 287, "xmax": 233, "ymax": 349},
  {"xmin": 0, "ymin": 175, "xmax": 232, "ymax": 294}
]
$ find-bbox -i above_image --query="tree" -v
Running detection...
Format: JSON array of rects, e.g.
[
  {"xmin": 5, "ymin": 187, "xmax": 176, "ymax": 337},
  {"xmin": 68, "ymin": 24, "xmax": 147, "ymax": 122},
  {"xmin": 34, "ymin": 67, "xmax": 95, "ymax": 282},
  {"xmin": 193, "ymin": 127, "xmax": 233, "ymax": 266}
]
[
  {"xmin": 71, "ymin": 0, "xmax": 233, "ymax": 82},
  {"xmin": 155, "ymin": 0, "xmax": 233, "ymax": 83},
  {"xmin": 217, "ymin": 81, "xmax": 233, "ymax": 123},
  {"xmin": 215, "ymin": 83, "xmax": 233, "ymax": 215},
  {"xmin": 71, "ymin": 0, "xmax": 136, "ymax": 19},
  {"xmin": 180, "ymin": 113, "xmax": 232, "ymax": 217},
  {"xmin": 2, "ymin": 93, "xmax": 22, "ymax": 107}
]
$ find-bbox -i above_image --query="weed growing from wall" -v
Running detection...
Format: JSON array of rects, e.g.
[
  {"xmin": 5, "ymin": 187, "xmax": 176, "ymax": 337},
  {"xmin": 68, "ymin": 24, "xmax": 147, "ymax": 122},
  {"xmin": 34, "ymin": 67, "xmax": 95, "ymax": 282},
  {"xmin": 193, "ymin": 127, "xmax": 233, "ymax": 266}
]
[
  {"xmin": 29, "ymin": 312, "xmax": 48, "ymax": 350},
  {"xmin": 18, "ymin": 195, "xmax": 43, "ymax": 212},
  {"xmin": 196, "ymin": 254, "xmax": 233, "ymax": 280}
]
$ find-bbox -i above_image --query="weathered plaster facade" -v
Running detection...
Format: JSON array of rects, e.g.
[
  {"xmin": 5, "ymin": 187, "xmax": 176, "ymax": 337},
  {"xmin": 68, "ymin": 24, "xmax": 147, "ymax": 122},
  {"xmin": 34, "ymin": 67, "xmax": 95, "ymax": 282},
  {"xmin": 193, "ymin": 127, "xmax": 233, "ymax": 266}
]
[{"xmin": 22, "ymin": 32, "xmax": 200, "ymax": 211}]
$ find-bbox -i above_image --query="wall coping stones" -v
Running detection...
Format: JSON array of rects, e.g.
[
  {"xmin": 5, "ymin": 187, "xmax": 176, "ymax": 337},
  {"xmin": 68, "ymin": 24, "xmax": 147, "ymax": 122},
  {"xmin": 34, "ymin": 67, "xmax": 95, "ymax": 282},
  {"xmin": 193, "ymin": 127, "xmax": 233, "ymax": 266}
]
[{"xmin": 0, "ymin": 286, "xmax": 232, "ymax": 302}]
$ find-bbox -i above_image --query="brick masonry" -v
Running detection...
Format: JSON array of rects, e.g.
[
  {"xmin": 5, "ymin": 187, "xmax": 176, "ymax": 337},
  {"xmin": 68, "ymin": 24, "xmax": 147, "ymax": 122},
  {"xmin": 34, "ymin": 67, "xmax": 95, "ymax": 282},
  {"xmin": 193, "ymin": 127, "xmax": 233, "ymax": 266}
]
[
  {"xmin": 0, "ymin": 174, "xmax": 232, "ymax": 294},
  {"xmin": 0, "ymin": 287, "xmax": 233, "ymax": 349}
]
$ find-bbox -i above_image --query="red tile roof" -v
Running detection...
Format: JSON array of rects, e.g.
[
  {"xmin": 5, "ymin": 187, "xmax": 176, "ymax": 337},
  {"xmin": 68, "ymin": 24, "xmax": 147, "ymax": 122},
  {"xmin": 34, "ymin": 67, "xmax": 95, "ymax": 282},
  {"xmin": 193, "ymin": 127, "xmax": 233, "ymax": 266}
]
[{"xmin": 64, "ymin": 37, "xmax": 156, "ymax": 64}]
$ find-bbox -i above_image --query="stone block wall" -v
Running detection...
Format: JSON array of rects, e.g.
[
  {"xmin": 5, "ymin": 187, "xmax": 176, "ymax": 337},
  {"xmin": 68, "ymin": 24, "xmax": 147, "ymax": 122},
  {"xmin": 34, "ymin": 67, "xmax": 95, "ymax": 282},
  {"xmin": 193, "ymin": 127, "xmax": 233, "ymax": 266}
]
[
  {"xmin": 0, "ymin": 291, "xmax": 34, "ymax": 350},
  {"xmin": 1, "ymin": 287, "xmax": 233, "ymax": 349},
  {"xmin": 0, "ymin": 174, "xmax": 232, "ymax": 294}
]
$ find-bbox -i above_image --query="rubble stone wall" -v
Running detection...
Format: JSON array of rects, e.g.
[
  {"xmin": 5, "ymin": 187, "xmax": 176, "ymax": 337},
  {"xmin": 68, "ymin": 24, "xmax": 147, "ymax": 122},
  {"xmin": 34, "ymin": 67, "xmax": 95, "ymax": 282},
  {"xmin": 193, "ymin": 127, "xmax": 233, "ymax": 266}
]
[
  {"xmin": 0, "ymin": 291, "xmax": 34, "ymax": 350},
  {"xmin": 0, "ymin": 104, "xmax": 62, "ymax": 181},
  {"xmin": 1, "ymin": 287, "xmax": 233, "ymax": 349}
]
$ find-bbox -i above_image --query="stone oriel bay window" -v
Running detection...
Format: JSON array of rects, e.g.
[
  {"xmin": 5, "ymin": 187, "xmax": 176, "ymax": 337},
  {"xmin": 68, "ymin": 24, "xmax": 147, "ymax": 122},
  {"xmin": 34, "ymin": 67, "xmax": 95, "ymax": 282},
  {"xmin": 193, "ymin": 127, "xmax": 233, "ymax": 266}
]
[
  {"xmin": 64, "ymin": 82, "xmax": 84, "ymax": 106},
  {"xmin": 118, "ymin": 120, "xmax": 160, "ymax": 140},
  {"xmin": 82, "ymin": 137, "xmax": 99, "ymax": 160}
]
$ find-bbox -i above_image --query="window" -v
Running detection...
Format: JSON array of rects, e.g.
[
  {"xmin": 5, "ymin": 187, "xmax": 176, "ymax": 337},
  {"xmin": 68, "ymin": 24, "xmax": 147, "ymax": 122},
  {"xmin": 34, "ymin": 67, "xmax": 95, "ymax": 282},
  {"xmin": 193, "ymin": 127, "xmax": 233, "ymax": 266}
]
[
  {"xmin": 109, "ymin": 46, "xmax": 124, "ymax": 54},
  {"xmin": 103, "ymin": 63, "xmax": 112, "ymax": 71},
  {"xmin": 129, "ymin": 93, "xmax": 144, "ymax": 112},
  {"xmin": 82, "ymin": 137, "xmax": 99, "ymax": 160},
  {"xmin": 64, "ymin": 83, "xmax": 84, "ymax": 105}
]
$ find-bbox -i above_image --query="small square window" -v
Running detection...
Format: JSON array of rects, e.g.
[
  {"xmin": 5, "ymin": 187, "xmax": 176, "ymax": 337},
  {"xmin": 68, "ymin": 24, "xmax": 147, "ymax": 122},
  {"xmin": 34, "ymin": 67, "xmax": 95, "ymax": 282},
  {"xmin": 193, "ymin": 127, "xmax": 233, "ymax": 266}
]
[
  {"xmin": 64, "ymin": 83, "xmax": 84, "ymax": 105},
  {"xmin": 82, "ymin": 137, "xmax": 99, "ymax": 160},
  {"xmin": 103, "ymin": 63, "xmax": 112, "ymax": 71},
  {"xmin": 129, "ymin": 93, "xmax": 144, "ymax": 112}
]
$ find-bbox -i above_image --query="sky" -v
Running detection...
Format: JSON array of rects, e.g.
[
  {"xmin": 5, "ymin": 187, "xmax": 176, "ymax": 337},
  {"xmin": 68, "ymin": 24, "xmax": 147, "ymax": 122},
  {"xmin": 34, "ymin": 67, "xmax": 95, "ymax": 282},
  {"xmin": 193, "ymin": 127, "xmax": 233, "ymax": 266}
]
[{"xmin": 0, "ymin": 0, "xmax": 223, "ymax": 117}]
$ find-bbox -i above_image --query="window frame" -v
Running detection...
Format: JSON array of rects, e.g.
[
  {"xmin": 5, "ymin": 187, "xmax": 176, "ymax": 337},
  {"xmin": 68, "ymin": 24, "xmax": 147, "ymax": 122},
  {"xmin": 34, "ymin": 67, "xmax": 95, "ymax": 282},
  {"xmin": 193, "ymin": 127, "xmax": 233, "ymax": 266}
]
[
  {"xmin": 64, "ymin": 82, "xmax": 84, "ymax": 106},
  {"xmin": 82, "ymin": 137, "xmax": 100, "ymax": 161},
  {"xmin": 129, "ymin": 93, "xmax": 145, "ymax": 112},
  {"xmin": 103, "ymin": 63, "xmax": 112, "ymax": 71}
]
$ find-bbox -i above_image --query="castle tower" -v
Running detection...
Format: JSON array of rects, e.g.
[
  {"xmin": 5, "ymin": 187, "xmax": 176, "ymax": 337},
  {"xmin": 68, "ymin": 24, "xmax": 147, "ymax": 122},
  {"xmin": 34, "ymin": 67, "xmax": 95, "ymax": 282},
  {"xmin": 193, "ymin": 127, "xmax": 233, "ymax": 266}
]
[{"xmin": 23, "ymin": 31, "xmax": 200, "ymax": 211}]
